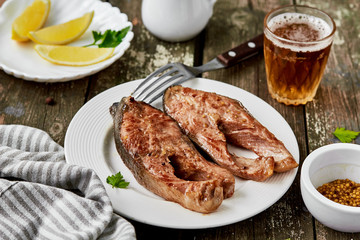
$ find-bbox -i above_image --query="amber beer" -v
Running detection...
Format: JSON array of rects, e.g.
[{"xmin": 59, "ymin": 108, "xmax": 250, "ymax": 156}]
[{"xmin": 264, "ymin": 6, "xmax": 336, "ymax": 105}]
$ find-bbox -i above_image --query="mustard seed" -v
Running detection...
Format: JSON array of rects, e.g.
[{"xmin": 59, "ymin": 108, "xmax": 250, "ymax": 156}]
[{"xmin": 317, "ymin": 179, "xmax": 360, "ymax": 207}]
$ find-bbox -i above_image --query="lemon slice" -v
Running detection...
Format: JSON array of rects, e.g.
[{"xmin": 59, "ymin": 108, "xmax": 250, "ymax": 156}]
[
  {"xmin": 34, "ymin": 44, "xmax": 114, "ymax": 66},
  {"xmin": 12, "ymin": 0, "xmax": 51, "ymax": 41},
  {"xmin": 28, "ymin": 11, "xmax": 94, "ymax": 45}
]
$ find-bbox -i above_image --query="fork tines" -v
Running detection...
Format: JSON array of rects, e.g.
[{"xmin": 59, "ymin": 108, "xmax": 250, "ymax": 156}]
[{"xmin": 132, "ymin": 63, "xmax": 186, "ymax": 103}]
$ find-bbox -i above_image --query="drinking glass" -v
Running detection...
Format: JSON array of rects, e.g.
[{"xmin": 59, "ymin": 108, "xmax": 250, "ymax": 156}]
[{"xmin": 263, "ymin": 5, "xmax": 336, "ymax": 105}]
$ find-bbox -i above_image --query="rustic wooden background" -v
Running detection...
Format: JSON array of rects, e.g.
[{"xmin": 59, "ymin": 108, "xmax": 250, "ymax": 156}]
[{"xmin": 1, "ymin": 0, "xmax": 359, "ymax": 239}]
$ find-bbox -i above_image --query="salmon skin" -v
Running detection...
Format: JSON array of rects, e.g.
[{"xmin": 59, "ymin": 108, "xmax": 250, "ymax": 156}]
[
  {"xmin": 110, "ymin": 96, "xmax": 235, "ymax": 213},
  {"xmin": 163, "ymin": 86, "xmax": 298, "ymax": 181}
]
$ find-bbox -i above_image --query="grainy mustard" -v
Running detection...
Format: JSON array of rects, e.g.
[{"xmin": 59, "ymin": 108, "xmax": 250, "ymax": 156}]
[{"xmin": 317, "ymin": 179, "xmax": 360, "ymax": 207}]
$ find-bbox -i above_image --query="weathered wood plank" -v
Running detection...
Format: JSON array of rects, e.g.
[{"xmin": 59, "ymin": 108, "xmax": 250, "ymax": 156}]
[
  {"xmin": 0, "ymin": 73, "xmax": 89, "ymax": 146},
  {"xmin": 203, "ymin": 0, "xmax": 313, "ymax": 239},
  {"xmin": 299, "ymin": 0, "xmax": 360, "ymax": 148},
  {"xmin": 297, "ymin": 0, "xmax": 360, "ymax": 239}
]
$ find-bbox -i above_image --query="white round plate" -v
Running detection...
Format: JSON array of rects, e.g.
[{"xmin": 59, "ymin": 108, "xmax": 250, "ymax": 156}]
[
  {"xmin": 0, "ymin": 0, "xmax": 133, "ymax": 82},
  {"xmin": 64, "ymin": 78, "xmax": 299, "ymax": 229}
]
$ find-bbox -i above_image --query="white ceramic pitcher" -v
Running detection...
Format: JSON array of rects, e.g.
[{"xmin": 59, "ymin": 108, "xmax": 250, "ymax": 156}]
[{"xmin": 141, "ymin": 0, "xmax": 217, "ymax": 42}]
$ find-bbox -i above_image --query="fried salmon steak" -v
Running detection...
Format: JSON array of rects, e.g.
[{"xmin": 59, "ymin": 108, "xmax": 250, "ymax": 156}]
[
  {"xmin": 110, "ymin": 96, "xmax": 235, "ymax": 213},
  {"xmin": 163, "ymin": 86, "xmax": 298, "ymax": 181}
]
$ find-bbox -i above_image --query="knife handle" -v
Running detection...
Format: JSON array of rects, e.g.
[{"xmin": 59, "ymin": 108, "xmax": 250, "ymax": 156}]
[{"xmin": 216, "ymin": 33, "xmax": 264, "ymax": 68}]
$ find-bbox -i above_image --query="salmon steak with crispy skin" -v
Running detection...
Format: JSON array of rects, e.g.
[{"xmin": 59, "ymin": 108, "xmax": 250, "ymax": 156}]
[
  {"xmin": 110, "ymin": 96, "xmax": 235, "ymax": 213},
  {"xmin": 163, "ymin": 86, "xmax": 298, "ymax": 181}
]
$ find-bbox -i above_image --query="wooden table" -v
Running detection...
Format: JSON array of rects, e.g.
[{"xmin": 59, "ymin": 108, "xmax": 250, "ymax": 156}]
[{"xmin": 1, "ymin": 0, "xmax": 359, "ymax": 239}]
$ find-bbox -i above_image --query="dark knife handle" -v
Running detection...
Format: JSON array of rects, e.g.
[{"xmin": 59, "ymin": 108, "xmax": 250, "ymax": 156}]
[{"xmin": 216, "ymin": 33, "xmax": 264, "ymax": 67}]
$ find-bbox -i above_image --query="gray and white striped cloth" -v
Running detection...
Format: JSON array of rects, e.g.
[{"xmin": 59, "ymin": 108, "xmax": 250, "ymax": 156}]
[{"xmin": 0, "ymin": 125, "xmax": 136, "ymax": 240}]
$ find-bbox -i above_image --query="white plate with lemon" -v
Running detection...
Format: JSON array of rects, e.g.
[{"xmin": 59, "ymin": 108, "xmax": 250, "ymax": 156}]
[{"xmin": 0, "ymin": 0, "xmax": 133, "ymax": 82}]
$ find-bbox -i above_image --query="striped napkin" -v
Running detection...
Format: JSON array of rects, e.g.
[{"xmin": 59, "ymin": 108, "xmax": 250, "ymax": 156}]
[{"xmin": 0, "ymin": 125, "xmax": 136, "ymax": 240}]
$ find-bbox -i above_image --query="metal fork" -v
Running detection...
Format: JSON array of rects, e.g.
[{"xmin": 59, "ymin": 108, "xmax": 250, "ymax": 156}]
[{"xmin": 132, "ymin": 33, "xmax": 264, "ymax": 103}]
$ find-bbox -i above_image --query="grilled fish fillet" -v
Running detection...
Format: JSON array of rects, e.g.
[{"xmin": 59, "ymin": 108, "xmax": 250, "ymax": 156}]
[
  {"xmin": 163, "ymin": 86, "xmax": 298, "ymax": 181},
  {"xmin": 110, "ymin": 96, "xmax": 235, "ymax": 213}
]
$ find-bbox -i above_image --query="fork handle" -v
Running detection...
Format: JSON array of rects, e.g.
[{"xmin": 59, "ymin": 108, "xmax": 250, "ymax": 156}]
[{"xmin": 216, "ymin": 33, "xmax": 264, "ymax": 67}]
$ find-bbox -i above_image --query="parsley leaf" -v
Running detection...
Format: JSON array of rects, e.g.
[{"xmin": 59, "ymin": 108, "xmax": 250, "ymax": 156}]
[
  {"xmin": 106, "ymin": 171, "xmax": 129, "ymax": 189},
  {"xmin": 333, "ymin": 127, "xmax": 360, "ymax": 143},
  {"xmin": 84, "ymin": 26, "xmax": 130, "ymax": 48}
]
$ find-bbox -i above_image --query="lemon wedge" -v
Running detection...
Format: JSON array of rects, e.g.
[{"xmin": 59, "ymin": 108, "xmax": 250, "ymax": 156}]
[
  {"xmin": 28, "ymin": 11, "xmax": 94, "ymax": 45},
  {"xmin": 34, "ymin": 44, "xmax": 114, "ymax": 66},
  {"xmin": 12, "ymin": 0, "xmax": 51, "ymax": 41}
]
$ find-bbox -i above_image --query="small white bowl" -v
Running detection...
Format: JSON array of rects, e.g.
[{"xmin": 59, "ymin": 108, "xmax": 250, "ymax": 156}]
[{"xmin": 300, "ymin": 143, "xmax": 360, "ymax": 233}]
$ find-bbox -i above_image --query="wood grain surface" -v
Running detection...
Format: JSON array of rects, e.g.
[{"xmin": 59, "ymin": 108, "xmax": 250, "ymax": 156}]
[{"xmin": 1, "ymin": 0, "xmax": 359, "ymax": 239}]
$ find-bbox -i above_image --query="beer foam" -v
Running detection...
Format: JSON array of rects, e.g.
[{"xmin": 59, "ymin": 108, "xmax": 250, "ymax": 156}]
[{"xmin": 266, "ymin": 12, "xmax": 333, "ymax": 52}]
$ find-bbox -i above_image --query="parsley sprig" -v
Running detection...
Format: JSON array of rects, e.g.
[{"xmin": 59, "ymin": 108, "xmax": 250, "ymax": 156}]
[
  {"xmin": 333, "ymin": 127, "xmax": 360, "ymax": 143},
  {"xmin": 84, "ymin": 26, "xmax": 130, "ymax": 48},
  {"xmin": 106, "ymin": 171, "xmax": 129, "ymax": 189}
]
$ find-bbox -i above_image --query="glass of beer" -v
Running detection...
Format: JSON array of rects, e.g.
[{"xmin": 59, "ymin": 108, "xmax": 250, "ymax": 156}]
[{"xmin": 263, "ymin": 5, "xmax": 336, "ymax": 105}]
